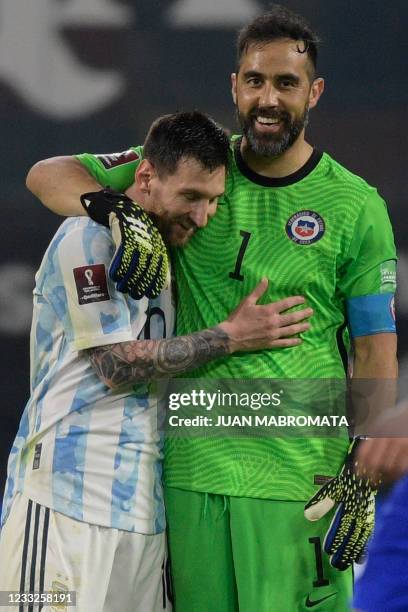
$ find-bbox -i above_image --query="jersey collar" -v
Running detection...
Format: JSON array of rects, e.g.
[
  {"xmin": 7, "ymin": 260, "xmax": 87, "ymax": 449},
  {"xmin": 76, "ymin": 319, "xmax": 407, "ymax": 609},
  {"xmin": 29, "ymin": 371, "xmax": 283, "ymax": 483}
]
[{"xmin": 234, "ymin": 139, "xmax": 323, "ymax": 187}]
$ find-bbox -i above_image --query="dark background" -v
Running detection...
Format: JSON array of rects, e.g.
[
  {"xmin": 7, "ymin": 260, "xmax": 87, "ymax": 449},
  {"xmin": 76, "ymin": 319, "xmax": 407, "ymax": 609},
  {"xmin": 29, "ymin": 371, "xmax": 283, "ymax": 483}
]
[{"xmin": 1, "ymin": 0, "xmax": 407, "ymax": 487}]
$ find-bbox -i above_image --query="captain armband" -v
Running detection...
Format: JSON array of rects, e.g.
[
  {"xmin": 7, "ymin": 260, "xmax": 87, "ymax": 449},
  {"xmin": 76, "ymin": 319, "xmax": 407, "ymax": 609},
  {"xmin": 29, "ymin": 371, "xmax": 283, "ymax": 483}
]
[{"xmin": 347, "ymin": 293, "xmax": 396, "ymax": 338}]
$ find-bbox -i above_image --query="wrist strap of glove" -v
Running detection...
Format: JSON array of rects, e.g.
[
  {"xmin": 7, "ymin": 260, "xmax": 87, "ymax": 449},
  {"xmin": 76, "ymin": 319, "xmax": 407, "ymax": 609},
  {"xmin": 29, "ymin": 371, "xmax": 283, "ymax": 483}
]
[
  {"xmin": 80, "ymin": 189, "xmax": 130, "ymax": 228},
  {"xmin": 345, "ymin": 436, "xmax": 365, "ymax": 470}
]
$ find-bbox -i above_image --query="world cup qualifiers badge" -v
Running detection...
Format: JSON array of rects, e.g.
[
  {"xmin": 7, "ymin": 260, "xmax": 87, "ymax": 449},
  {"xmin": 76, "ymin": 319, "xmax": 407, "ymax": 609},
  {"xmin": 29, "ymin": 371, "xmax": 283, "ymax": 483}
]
[{"xmin": 286, "ymin": 210, "xmax": 325, "ymax": 245}]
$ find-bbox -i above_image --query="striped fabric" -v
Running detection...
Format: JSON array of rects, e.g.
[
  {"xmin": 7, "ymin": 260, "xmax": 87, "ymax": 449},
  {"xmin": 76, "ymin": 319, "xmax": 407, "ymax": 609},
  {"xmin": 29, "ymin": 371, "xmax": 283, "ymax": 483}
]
[
  {"xmin": 2, "ymin": 218, "xmax": 174, "ymax": 534},
  {"xmin": 19, "ymin": 499, "xmax": 50, "ymax": 612}
]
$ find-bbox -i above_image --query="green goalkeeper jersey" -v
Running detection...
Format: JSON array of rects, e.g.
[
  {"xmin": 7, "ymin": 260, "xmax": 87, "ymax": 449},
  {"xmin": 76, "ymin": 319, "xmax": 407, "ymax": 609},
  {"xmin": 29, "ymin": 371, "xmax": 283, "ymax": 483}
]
[{"xmin": 77, "ymin": 141, "xmax": 397, "ymax": 501}]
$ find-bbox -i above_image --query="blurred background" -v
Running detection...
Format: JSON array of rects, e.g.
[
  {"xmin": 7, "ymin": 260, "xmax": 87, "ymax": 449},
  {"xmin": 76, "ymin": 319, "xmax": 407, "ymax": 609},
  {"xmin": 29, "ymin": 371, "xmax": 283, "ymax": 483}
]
[{"xmin": 1, "ymin": 0, "xmax": 407, "ymax": 488}]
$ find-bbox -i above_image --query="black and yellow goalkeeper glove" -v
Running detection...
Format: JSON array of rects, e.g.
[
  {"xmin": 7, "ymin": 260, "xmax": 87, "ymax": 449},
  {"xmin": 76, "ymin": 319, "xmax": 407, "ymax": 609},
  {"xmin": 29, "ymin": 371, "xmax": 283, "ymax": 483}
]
[
  {"xmin": 80, "ymin": 189, "xmax": 168, "ymax": 300},
  {"xmin": 304, "ymin": 438, "xmax": 377, "ymax": 571}
]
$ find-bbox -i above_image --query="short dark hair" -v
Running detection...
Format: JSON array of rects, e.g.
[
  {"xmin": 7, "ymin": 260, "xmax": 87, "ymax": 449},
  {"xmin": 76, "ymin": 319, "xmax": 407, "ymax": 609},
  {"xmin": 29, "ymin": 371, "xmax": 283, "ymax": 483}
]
[
  {"xmin": 237, "ymin": 4, "xmax": 320, "ymax": 77},
  {"xmin": 143, "ymin": 111, "xmax": 230, "ymax": 177}
]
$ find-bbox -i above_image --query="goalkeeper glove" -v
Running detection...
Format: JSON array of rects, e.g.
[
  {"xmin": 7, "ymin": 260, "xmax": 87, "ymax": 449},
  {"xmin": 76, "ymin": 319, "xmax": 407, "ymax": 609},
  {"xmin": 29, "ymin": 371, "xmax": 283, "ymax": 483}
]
[
  {"xmin": 80, "ymin": 189, "xmax": 168, "ymax": 300},
  {"xmin": 304, "ymin": 438, "xmax": 377, "ymax": 571}
]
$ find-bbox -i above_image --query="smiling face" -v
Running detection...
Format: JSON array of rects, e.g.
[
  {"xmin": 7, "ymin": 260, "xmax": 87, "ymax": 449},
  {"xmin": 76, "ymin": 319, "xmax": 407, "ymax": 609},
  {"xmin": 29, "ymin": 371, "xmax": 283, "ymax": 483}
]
[
  {"xmin": 139, "ymin": 157, "xmax": 226, "ymax": 247},
  {"xmin": 232, "ymin": 39, "xmax": 324, "ymax": 158}
]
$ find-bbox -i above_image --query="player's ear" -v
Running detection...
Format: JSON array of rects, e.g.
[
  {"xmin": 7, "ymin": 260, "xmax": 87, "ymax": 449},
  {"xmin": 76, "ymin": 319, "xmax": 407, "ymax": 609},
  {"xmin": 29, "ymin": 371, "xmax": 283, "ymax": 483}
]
[
  {"xmin": 231, "ymin": 73, "xmax": 237, "ymax": 105},
  {"xmin": 308, "ymin": 77, "xmax": 324, "ymax": 109},
  {"xmin": 136, "ymin": 159, "xmax": 155, "ymax": 193}
]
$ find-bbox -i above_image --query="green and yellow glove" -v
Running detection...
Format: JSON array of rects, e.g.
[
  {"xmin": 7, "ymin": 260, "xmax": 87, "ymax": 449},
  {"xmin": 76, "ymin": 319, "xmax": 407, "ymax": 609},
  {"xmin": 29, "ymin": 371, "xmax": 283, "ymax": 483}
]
[
  {"xmin": 304, "ymin": 438, "xmax": 377, "ymax": 571},
  {"xmin": 81, "ymin": 189, "xmax": 168, "ymax": 300}
]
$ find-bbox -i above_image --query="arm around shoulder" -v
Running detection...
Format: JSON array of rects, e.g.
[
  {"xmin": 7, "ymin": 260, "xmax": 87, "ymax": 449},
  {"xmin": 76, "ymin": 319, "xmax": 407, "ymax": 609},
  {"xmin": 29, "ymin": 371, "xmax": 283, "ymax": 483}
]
[{"xmin": 26, "ymin": 155, "xmax": 100, "ymax": 216}]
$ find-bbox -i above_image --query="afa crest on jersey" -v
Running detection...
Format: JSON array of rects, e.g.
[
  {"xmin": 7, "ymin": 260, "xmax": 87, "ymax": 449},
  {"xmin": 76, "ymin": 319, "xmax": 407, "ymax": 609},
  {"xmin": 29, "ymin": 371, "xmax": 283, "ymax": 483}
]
[{"xmin": 286, "ymin": 210, "xmax": 325, "ymax": 245}]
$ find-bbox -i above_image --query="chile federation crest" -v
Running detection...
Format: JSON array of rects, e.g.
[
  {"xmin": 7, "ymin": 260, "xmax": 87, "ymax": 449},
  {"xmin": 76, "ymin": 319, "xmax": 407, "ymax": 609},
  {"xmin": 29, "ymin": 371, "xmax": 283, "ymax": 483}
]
[{"xmin": 286, "ymin": 210, "xmax": 325, "ymax": 245}]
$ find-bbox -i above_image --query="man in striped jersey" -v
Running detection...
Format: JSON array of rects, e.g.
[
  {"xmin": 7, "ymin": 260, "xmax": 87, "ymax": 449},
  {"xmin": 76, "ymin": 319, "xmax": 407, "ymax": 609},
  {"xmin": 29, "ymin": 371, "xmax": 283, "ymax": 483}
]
[{"xmin": 2, "ymin": 111, "xmax": 312, "ymax": 611}]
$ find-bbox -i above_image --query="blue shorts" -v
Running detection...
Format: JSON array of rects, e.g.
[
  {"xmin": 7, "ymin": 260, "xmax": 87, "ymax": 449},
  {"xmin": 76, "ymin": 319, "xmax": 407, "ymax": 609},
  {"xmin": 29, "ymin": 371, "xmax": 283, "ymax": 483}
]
[{"xmin": 354, "ymin": 474, "xmax": 408, "ymax": 611}]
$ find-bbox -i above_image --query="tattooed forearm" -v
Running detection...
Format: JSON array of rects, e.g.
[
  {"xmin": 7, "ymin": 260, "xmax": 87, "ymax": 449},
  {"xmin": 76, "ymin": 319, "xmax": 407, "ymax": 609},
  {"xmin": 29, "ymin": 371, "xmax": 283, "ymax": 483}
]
[{"xmin": 87, "ymin": 326, "xmax": 230, "ymax": 388}]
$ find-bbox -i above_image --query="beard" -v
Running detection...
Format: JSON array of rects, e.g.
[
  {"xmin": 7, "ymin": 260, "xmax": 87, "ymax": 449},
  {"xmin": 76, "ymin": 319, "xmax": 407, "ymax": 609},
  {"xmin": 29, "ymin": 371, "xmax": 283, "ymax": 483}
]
[
  {"xmin": 237, "ymin": 104, "xmax": 309, "ymax": 158},
  {"xmin": 157, "ymin": 216, "xmax": 197, "ymax": 247}
]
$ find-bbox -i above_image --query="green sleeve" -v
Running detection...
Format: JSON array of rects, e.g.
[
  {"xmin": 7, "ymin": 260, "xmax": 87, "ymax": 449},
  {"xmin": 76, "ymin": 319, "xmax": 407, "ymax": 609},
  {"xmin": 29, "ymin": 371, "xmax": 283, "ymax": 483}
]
[
  {"xmin": 75, "ymin": 146, "xmax": 143, "ymax": 191},
  {"xmin": 338, "ymin": 190, "xmax": 397, "ymax": 298}
]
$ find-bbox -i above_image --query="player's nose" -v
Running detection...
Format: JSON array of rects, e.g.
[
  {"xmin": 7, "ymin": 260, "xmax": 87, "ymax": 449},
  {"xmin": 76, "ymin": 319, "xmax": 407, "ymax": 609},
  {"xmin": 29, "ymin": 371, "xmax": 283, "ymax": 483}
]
[
  {"xmin": 189, "ymin": 201, "xmax": 210, "ymax": 228},
  {"xmin": 259, "ymin": 83, "xmax": 279, "ymax": 107}
]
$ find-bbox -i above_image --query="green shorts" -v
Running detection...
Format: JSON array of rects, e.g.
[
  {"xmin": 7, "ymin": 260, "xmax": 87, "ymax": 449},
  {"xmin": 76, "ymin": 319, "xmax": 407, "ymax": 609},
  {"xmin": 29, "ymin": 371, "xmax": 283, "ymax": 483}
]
[{"xmin": 165, "ymin": 487, "xmax": 352, "ymax": 612}]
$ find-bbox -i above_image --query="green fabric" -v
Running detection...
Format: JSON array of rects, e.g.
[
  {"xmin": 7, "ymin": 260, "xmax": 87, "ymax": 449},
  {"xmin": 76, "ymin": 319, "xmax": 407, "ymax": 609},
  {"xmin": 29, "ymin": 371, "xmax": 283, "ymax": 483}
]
[
  {"xmin": 173, "ymin": 148, "xmax": 396, "ymax": 377},
  {"xmin": 77, "ymin": 143, "xmax": 397, "ymax": 501},
  {"xmin": 165, "ymin": 147, "xmax": 396, "ymax": 499},
  {"xmin": 76, "ymin": 147, "xmax": 143, "ymax": 191},
  {"xmin": 165, "ymin": 487, "xmax": 353, "ymax": 612}
]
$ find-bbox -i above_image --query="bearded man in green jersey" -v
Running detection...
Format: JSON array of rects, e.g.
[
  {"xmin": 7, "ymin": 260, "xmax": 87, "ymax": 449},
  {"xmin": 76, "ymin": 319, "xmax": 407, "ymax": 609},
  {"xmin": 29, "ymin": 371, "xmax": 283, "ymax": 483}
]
[{"xmin": 26, "ymin": 5, "xmax": 397, "ymax": 611}]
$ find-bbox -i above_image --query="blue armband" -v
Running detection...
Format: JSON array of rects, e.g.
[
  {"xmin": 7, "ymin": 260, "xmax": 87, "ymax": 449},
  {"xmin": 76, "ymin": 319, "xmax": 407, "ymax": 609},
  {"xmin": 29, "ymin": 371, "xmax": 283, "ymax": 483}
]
[{"xmin": 346, "ymin": 293, "xmax": 396, "ymax": 338}]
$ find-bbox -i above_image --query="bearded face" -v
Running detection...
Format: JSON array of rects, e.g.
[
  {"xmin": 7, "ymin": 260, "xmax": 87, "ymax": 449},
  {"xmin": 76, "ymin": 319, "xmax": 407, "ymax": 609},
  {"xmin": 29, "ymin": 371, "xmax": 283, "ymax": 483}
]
[
  {"xmin": 233, "ymin": 40, "xmax": 318, "ymax": 158},
  {"xmin": 237, "ymin": 103, "xmax": 309, "ymax": 157}
]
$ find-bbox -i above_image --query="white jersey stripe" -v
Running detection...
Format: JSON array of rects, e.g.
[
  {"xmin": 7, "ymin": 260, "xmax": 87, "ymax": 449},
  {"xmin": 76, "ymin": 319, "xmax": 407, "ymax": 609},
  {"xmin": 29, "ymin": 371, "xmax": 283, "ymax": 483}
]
[{"xmin": 2, "ymin": 218, "xmax": 175, "ymax": 534}]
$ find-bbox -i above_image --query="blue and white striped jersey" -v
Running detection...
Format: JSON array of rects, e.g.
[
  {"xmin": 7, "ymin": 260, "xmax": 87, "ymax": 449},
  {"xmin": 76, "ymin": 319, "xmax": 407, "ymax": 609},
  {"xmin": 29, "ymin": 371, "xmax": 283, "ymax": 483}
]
[{"xmin": 2, "ymin": 217, "xmax": 174, "ymax": 534}]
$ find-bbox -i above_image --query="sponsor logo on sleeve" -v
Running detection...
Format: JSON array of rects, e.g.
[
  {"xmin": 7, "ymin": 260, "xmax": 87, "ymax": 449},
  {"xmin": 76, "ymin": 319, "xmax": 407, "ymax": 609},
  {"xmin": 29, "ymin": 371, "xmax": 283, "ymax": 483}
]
[
  {"xmin": 286, "ymin": 210, "xmax": 325, "ymax": 245},
  {"xmin": 73, "ymin": 264, "xmax": 110, "ymax": 305},
  {"xmin": 96, "ymin": 149, "xmax": 140, "ymax": 169},
  {"xmin": 380, "ymin": 260, "xmax": 397, "ymax": 293}
]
